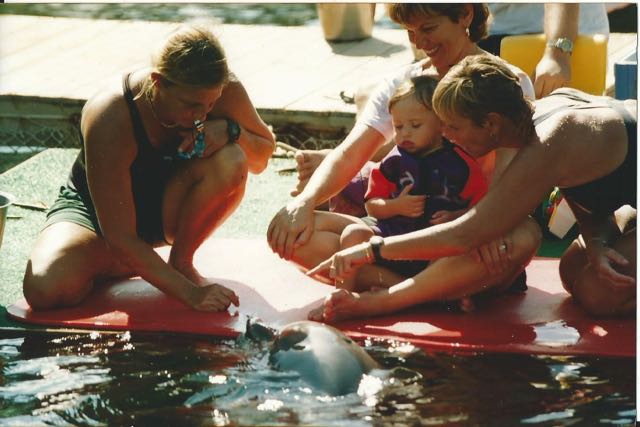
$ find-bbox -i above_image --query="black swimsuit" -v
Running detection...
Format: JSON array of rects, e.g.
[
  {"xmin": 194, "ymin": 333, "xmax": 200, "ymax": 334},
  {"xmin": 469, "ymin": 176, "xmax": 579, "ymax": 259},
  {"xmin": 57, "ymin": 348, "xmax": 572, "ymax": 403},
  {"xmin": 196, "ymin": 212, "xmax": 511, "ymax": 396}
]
[
  {"xmin": 533, "ymin": 89, "xmax": 637, "ymax": 216},
  {"xmin": 59, "ymin": 73, "xmax": 181, "ymax": 244}
]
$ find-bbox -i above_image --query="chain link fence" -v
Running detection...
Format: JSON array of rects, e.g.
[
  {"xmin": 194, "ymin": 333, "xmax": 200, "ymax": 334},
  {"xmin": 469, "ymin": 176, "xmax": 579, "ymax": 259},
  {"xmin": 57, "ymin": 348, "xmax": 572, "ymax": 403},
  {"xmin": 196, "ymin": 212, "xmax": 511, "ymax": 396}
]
[{"xmin": 0, "ymin": 96, "xmax": 350, "ymax": 161}]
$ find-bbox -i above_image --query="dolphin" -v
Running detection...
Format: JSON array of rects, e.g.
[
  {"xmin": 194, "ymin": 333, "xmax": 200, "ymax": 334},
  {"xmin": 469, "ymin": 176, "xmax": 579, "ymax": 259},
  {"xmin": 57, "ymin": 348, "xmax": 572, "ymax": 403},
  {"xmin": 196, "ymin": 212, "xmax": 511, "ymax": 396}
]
[{"xmin": 256, "ymin": 320, "xmax": 380, "ymax": 396}]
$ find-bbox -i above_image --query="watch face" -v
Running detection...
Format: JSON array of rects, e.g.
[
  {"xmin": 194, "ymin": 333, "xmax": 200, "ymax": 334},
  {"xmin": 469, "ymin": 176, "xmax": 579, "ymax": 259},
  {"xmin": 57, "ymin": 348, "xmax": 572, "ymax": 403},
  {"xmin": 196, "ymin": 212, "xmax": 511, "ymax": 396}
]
[
  {"xmin": 559, "ymin": 39, "xmax": 570, "ymax": 51},
  {"xmin": 556, "ymin": 38, "xmax": 573, "ymax": 53}
]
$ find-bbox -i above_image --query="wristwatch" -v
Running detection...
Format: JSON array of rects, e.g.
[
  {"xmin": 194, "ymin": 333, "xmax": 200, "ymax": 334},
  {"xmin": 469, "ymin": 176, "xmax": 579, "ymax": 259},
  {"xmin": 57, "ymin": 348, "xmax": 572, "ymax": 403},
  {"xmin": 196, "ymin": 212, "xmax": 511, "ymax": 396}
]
[
  {"xmin": 368, "ymin": 236, "xmax": 385, "ymax": 263},
  {"xmin": 226, "ymin": 118, "xmax": 241, "ymax": 143},
  {"xmin": 546, "ymin": 37, "xmax": 573, "ymax": 55}
]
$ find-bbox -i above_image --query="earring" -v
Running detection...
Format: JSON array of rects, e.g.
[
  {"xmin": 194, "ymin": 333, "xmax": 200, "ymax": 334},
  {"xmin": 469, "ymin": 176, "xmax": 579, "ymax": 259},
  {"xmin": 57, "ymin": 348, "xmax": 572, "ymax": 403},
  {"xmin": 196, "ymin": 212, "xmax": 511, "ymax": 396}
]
[{"xmin": 465, "ymin": 27, "xmax": 470, "ymax": 37}]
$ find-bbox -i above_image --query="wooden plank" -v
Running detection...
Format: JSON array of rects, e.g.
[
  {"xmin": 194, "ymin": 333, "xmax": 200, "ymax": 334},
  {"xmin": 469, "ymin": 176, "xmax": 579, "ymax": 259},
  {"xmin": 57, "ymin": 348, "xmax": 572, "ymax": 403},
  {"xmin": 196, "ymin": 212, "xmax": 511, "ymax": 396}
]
[{"xmin": 1, "ymin": 14, "xmax": 636, "ymax": 132}]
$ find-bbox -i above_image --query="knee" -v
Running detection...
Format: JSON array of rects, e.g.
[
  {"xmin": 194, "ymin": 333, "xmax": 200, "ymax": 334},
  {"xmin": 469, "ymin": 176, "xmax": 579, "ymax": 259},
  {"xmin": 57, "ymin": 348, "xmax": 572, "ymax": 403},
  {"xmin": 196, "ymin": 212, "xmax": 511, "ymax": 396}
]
[
  {"xmin": 512, "ymin": 218, "xmax": 543, "ymax": 263},
  {"xmin": 208, "ymin": 144, "xmax": 248, "ymax": 193},
  {"xmin": 340, "ymin": 224, "xmax": 373, "ymax": 249},
  {"xmin": 558, "ymin": 240, "xmax": 586, "ymax": 293},
  {"xmin": 571, "ymin": 269, "xmax": 635, "ymax": 317},
  {"xmin": 23, "ymin": 261, "xmax": 61, "ymax": 310},
  {"xmin": 22, "ymin": 260, "xmax": 89, "ymax": 310}
]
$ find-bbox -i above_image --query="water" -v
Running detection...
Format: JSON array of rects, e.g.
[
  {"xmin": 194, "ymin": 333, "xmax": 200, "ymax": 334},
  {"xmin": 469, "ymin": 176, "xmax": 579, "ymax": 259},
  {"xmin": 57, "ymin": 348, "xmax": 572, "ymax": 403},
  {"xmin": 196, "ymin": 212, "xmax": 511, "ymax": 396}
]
[
  {"xmin": 0, "ymin": 4, "xmax": 320, "ymax": 26},
  {"xmin": 0, "ymin": 330, "xmax": 635, "ymax": 426}
]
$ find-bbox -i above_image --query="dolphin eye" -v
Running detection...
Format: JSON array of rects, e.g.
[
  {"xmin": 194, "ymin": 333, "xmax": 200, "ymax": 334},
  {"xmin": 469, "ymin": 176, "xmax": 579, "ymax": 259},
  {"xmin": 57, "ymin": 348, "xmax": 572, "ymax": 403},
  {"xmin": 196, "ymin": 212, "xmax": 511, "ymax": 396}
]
[
  {"xmin": 292, "ymin": 344, "xmax": 305, "ymax": 351},
  {"xmin": 343, "ymin": 337, "xmax": 354, "ymax": 345}
]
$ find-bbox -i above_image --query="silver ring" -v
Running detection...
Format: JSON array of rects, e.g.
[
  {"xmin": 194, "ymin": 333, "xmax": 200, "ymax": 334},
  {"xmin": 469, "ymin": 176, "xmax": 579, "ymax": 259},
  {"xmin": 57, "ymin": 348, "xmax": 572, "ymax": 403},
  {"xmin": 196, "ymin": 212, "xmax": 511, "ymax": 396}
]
[{"xmin": 499, "ymin": 243, "xmax": 507, "ymax": 252}]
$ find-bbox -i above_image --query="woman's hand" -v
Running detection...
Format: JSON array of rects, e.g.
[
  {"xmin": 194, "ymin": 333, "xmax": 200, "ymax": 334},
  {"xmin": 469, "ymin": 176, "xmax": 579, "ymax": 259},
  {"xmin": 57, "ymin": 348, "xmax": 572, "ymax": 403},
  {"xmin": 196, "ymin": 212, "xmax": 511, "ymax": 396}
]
[
  {"xmin": 470, "ymin": 236, "xmax": 512, "ymax": 276},
  {"xmin": 187, "ymin": 283, "xmax": 239, "ymax": 312},
  {"xmin": 306, "ymin": 242, "xmax": 373, "ymax": 281},
  {"xmin": 533, "ymin": 53, "xmax": 571, "ymax": 98},
  {"xmin": 587, "ymin": 241, "xmax": 636, "ymax": 288},
  {"xmin": 268, "ymin": 198, "xmax": 316, "ymax": 260},
  {"xmin": 178, "ymin": 119, "xmax": 229, "ymax": 159}
]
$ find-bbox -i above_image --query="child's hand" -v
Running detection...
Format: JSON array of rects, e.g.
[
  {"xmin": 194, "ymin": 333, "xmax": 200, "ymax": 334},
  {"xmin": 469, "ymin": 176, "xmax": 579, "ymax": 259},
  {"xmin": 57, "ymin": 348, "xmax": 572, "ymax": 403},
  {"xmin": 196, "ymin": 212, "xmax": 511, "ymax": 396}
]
[
  {"xmin": 430, "ymin": 209, "xmax": 465, "ymax": 225},
  {"xmin": 392, "ymin": 184, "xmax": 425, "ymax": 218}
]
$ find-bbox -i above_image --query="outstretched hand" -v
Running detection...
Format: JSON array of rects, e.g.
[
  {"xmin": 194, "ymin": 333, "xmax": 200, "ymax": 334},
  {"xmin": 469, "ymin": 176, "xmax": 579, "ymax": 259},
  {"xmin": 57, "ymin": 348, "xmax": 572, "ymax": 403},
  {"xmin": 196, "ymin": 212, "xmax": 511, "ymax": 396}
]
[
  {"xmin": 307, "ymin": 242, "xmax": 372, "ymax": 281},
  {"xmin": 188, "ymin": 283, "xmax": 239, "ymax": 312}
]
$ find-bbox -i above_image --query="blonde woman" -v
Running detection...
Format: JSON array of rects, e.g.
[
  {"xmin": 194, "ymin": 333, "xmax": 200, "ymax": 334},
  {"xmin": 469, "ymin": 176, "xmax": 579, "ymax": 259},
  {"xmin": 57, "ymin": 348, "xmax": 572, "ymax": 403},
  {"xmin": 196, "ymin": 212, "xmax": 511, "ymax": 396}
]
[
  {"xmin": 311, "ymin": 55, "xmax": 635, "ymax": 320},
  {"xmin": 24, "ymin": 25, "xmax": 275, "ymax": 312}
]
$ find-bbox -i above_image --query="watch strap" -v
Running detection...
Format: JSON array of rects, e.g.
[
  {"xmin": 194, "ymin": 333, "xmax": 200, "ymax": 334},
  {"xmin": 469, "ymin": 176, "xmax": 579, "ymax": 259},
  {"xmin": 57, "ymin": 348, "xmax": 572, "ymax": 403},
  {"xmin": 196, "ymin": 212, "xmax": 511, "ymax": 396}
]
[
  {"xmin": 546, "ymin": 37, "xmax": 573, "ymax": 54},
  {"xmin": 370, "ymin": 238, "xmax": 384, "ymax": 263}
]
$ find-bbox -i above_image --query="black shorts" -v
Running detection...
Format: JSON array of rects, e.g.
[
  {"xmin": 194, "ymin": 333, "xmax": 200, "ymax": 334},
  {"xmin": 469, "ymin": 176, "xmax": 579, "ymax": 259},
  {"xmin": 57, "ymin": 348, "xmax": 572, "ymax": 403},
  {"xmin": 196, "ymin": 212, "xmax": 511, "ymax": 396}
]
[{"xmin": 43, "ymin": 185, "xmax": 166, "ymax": 245}]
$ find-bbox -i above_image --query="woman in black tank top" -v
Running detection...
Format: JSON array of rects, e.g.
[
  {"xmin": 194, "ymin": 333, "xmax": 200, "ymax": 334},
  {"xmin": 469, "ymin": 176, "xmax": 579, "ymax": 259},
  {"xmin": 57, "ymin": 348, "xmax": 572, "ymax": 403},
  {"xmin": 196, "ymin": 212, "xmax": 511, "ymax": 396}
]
[
  {"xmin": 23, "ymin": 25, "xmax": 275, "ymax": 312},
  {"xmin": 309, "ymin": 54, "xmax": 635, "ymax": 318}
]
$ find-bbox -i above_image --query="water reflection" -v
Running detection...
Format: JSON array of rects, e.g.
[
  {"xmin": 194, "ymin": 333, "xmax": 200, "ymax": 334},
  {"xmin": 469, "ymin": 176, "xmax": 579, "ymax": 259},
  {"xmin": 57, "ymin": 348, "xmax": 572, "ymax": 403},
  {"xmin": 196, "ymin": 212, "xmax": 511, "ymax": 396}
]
[{"xmin": 0, "ymin": 331, "xmax": 635, "ymax": 426}]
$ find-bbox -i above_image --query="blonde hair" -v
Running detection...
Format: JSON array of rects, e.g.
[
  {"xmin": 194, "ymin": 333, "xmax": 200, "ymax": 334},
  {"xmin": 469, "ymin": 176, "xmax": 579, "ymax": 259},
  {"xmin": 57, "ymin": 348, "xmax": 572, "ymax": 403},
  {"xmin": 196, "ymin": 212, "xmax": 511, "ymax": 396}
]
[
  {"xmin": 433, "ymin": 55, "xmax": 534, "ymax": 133},
  {"xmin": 389, "ymin": 74, "xmax": 439, "ymax": 113},
  {"xmin": 387, "ymin": 3, "xmax": 490, "ymax": 43},
  {"xmin": 140, "ymin": 24, "xmax": 229, "ymax": 98}
]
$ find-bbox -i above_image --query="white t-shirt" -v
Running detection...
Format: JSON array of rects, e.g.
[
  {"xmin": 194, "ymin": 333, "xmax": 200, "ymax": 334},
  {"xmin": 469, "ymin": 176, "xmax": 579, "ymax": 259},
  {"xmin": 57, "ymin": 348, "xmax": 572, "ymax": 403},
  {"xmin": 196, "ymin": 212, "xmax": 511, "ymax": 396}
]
[
  {"xmin": 488, "ymin": 3, "xmax": 610, "ymax": 36},
  {"xmin": 359, "ymin": 60, "xmax": 536, "ymax": 142}
]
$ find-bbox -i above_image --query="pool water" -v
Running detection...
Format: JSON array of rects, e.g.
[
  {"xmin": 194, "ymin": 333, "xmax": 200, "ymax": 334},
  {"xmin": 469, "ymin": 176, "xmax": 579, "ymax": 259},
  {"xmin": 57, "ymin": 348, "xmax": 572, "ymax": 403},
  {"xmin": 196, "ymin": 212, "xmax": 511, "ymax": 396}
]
[
  {"xmin": 0, "ymin": 329, "xmax": 635, "ymax": 426},
  {"xmin": 0, "ymin": 4, "xmax": 321, "ymax": 26}
]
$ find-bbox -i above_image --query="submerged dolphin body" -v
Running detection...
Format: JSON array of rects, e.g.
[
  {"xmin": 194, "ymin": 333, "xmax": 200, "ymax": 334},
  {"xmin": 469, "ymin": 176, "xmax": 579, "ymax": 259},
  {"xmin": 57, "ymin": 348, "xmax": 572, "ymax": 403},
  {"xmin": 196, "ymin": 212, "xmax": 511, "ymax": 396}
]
[{"xmin": 265, "ymin": 321, "xmax": 380, "ymax": 396}]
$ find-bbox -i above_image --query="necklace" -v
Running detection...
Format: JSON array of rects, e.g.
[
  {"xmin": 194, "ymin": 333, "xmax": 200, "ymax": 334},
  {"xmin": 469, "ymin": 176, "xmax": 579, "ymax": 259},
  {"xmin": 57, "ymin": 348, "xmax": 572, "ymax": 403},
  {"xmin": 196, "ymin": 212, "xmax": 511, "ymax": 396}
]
[{"xmin": 145, "ymin": 88, "xmax": 179, "ymax": 129}]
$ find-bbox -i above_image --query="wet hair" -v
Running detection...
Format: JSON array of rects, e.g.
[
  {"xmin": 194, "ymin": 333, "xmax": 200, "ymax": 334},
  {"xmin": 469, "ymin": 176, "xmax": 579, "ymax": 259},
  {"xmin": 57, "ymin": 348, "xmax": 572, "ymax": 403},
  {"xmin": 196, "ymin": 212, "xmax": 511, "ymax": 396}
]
[
  {"xmin": 140, "ymin": 24, "xmax": 229, "ymax": 98},
  {"xmin": 432, "ymin": 55, "xmax": 534, "ymax": 134},
  {"xmin": 389, "ymin": 74, "xmax": 440, "ymax": 113},
  {"xmin": 387, "ymin": 3, "xmax": 490, "ymax": 43}
]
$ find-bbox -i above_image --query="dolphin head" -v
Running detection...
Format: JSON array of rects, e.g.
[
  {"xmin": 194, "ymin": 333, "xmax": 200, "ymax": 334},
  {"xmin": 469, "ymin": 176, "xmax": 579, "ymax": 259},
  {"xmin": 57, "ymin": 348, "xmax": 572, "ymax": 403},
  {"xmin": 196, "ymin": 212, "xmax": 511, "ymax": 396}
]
[{"xmin": 268, "ymin": 321, "xmax": 379, "ymax": 395}]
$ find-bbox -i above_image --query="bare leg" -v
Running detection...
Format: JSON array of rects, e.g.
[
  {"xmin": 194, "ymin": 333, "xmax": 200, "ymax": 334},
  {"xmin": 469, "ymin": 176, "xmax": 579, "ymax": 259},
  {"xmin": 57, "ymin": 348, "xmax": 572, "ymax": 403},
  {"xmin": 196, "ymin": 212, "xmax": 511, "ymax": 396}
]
[
  {"xmin": 163, "ymin": 144, "xmax": 247, "ymax": 285},
  {"xmin": 23, "ymin": 222, "xmax": 134, "ymax": 310},
  {"xmin": 310, "ymin": 217, "xmax": 542, "ymax": 322},
  {"xmin": 291, "ymin": 211, "xmax": 367, "ymax": 273},
  {"xmin": 559, "ymin": 206, "xmax": 636, "ymax": 317}
]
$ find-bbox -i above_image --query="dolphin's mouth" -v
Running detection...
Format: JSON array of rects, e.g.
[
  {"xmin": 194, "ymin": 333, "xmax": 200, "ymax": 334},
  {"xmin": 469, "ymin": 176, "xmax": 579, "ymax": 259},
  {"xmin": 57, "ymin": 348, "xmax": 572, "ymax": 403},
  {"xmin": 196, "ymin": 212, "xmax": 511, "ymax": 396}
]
[{"xmin": 269, "ymin": 329, "xmax": 309, "ymax": 368}]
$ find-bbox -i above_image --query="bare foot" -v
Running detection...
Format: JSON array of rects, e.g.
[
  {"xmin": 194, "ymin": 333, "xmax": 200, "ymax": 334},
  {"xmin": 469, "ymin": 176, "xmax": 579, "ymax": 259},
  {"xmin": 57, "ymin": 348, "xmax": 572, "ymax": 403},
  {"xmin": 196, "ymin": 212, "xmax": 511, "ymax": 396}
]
[
  {"xmin": 307, "ymin": 289, "xmax": 368, "ymax": 323},
  {"xmin": 290, "ymin": 149, "xmax": 330, "ymax": 196},
  {"xmin": 171, "ymin": 261, "xmax": 209, "ymax": 287}
]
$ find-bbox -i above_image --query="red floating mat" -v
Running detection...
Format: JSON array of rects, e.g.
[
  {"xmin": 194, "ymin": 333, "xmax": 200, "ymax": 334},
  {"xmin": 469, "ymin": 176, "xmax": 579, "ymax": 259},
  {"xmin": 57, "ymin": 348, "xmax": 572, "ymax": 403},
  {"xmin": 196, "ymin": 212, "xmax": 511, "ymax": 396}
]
[{"xmin": 7, "ymin": 238, "xmax": 635, "ymax": 357}]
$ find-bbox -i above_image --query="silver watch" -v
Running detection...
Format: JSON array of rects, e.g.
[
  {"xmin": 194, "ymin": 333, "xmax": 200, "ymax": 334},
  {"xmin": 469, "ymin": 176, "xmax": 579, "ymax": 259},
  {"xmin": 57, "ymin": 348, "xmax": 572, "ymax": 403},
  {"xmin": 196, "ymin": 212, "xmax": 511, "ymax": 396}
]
[{"xmin": 547, "ymin": 37, "xmax": 573, "ymax": 55}]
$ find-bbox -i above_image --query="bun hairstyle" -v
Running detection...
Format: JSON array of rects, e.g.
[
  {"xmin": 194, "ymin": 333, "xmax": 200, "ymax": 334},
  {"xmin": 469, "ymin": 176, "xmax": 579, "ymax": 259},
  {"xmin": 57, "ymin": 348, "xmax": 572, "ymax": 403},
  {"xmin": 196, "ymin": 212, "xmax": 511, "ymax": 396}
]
[
  {"xmin": 139, "ymin": 24, "xmax": 230, "ymax": 100},
  {"xmin": 153, "ymin": 24, "xmax": 229, "ymax": 87},
  {"xmin": 387, "ymin": 3, "xmax": 490, "ymax": 43},
  {"xmin": 433, "ymin": 55, "xmax": 534, "ymax": 133}
]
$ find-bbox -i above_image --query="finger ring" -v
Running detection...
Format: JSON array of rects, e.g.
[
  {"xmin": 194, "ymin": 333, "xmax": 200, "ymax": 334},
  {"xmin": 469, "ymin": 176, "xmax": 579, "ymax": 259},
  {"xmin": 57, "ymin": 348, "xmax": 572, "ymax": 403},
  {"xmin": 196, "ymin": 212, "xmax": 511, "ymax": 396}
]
[{"xmin": 499, "ymin": 244, "xmax": 507, "ymax": 252}]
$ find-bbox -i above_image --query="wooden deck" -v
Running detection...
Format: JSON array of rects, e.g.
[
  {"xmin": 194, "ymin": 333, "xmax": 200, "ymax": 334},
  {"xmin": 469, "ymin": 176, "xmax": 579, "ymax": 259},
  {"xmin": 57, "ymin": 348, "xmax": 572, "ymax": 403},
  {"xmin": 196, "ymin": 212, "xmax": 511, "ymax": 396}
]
[
  {"xmin": 0, "ymin": 14, "xmax": 636, "ymax": 132},
  {"xmin": 0, "ymin": 14, "xmax": 413, "ymax": 129}
]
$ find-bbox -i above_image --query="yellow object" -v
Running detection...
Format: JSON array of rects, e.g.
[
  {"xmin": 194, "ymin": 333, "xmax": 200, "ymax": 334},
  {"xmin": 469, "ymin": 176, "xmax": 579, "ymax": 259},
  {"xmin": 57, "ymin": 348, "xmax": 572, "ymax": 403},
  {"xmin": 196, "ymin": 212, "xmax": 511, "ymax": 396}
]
[{"xmin": 500, "ymin": 34, "xmax": 608, "ymax": 95}]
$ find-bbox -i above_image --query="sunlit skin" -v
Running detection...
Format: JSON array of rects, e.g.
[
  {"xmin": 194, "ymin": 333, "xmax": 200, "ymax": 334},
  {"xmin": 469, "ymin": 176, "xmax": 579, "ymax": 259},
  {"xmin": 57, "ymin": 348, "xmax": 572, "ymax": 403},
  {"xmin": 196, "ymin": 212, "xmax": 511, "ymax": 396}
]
[
  {"xmin": 403, "ymin": 7, "xmax": 474, "ymax": 76},
  {"xmin": 390, "ymin": 96, "xmax": 443, "ymax": 156},
  {"xmin": 150, "ymin": 73, "xmax": 224, "ymax": 129}
]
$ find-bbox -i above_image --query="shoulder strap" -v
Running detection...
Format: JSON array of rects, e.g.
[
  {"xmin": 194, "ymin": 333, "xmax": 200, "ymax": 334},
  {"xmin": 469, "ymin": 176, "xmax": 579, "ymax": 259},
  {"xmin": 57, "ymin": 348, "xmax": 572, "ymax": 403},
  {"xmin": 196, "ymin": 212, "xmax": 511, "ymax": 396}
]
[{"xmin": 122, "ymin": 73, "xmax": 152, "ymax": 150}]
